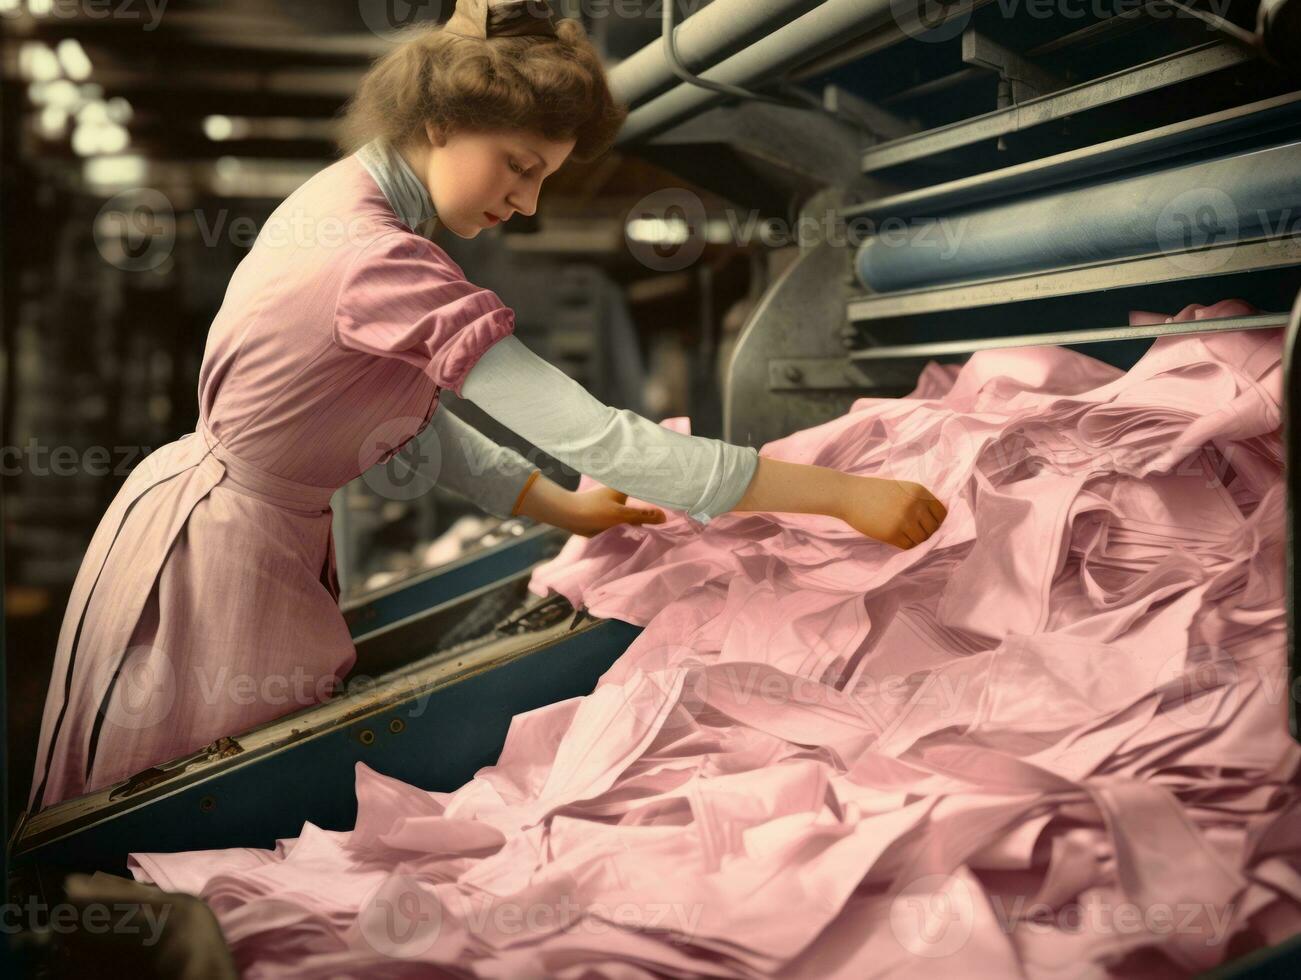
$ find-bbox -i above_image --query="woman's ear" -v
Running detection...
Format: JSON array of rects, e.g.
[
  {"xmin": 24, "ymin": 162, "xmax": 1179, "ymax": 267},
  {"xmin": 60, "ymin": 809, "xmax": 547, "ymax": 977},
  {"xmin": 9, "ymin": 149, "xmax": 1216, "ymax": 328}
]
[{"xmin": 425, "ymin": 121, "xmax": 445, "ymax": 147}]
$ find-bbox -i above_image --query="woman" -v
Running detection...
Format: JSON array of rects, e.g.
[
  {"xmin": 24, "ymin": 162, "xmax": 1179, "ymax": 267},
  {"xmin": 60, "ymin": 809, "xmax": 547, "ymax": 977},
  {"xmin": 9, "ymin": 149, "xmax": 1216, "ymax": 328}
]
[{"xmin": 28, "ymin": 0, "xmax": 945, "ymax": 813}]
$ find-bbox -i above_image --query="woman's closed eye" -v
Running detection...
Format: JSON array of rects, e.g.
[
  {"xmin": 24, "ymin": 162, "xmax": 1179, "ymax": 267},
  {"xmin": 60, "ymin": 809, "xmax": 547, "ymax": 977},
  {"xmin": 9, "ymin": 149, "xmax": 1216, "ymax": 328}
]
[{"xmin": 509, "ymin": 158, "xmax": 528, "ymax": 176}]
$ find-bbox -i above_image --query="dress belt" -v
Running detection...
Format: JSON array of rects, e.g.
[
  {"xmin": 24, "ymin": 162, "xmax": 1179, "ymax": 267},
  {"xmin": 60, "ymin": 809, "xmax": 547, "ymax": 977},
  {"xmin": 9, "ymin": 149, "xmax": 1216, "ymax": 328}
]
[{"xmin": 197, "ymin": 416, "xmax": 337, "ymax": 513}]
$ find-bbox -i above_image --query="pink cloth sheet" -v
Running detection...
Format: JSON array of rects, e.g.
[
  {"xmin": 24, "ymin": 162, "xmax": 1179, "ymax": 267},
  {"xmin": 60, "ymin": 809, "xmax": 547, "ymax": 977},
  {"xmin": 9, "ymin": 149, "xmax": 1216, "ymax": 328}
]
[{"xmin": 129, "ymin": 298, "xmax": 1301, "ymax": 979}]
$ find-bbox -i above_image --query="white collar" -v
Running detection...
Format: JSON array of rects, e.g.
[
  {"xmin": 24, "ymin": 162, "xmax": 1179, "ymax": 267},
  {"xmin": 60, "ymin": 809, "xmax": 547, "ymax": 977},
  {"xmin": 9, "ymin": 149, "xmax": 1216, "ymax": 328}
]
[{"xmin": 356, "ymin": 138, "xmax": 436, "ymax": 231}]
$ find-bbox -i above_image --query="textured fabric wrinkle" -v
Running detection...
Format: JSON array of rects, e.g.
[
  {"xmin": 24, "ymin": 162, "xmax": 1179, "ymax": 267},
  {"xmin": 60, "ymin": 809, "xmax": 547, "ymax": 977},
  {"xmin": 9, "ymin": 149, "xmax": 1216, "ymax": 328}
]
[
  {"xmin": 209, "ymin": 314, "xmax": 346, "ymax": 452},
  {"xmin": 197, "ymin": 417, "xmax": 335, "ymax": 514},
  {"xmin": 112, "ymin": 320, "xmax": 1299, "ymax": 975},
  {"xmin": 30, "ymin": 444, "xmax": 221, "ymax": 807},
  {"xmin": 31, "ymin": 443, "xmax": 228, "ymax": 809}
]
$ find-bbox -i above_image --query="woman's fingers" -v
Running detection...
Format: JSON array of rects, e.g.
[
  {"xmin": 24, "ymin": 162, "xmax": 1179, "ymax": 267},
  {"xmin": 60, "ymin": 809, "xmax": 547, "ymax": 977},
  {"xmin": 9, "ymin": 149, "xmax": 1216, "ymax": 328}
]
[
  {"xmin": 621, "ymin": 506, "xmax": 664, "ymax": 524},
  {"xmin": 918, "ymin": 510, "xmax": 939, "ymax": 535}
]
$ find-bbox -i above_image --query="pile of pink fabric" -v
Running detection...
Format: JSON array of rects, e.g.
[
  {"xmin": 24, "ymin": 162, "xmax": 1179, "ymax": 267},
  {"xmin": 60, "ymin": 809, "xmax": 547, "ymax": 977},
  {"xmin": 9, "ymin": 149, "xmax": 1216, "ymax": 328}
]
[{"xmin": 130, "ymin": 299, "xmax": 1301, "ymax": 979}]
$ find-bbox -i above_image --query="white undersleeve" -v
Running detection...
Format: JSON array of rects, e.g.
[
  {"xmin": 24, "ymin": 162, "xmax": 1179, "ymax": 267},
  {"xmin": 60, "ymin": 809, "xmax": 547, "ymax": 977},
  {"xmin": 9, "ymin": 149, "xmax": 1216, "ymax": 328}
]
[{"xmin": 461, "ymin": 335, "xmax": 759, "ymax": 524}]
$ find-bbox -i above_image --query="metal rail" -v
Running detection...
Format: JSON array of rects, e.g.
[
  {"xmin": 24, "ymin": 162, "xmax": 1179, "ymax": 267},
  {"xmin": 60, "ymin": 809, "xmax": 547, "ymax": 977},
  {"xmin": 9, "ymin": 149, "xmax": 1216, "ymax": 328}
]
[
  {"xmin": 841, "ymin": 91, "xmax": 1301, "ymax": 223},
  {"xmin": 849, "ymin": 312, "xmax": 1289, "ymax": 360},
  {"xmin": 768, "ymin": 313, "xmax": 1291, "ymax": 392},
  {"xmin": 859, "ymin": 41, "xmax": 1259, "ymax": 173},
  {"xmin": 1284, "ymin": 287, "xmax": 1301, "ymax": 742},
  {"xmin": 847, "ymin": 236, "xmax": 1301, "ymax": 320}
]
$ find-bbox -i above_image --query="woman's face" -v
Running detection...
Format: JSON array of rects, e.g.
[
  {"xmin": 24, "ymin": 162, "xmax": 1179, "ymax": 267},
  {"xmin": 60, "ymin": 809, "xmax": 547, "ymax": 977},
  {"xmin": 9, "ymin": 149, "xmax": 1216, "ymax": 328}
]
[{"xmin": 408, "ymin": 125, "xmax": 575, "ymax": 238}]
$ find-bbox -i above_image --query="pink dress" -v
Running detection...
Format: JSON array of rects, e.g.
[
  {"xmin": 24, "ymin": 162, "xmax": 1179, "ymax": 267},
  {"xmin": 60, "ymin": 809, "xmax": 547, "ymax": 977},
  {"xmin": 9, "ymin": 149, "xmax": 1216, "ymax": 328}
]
[{"xmin": 29, "ymin": 153, "xmax": 517, "ymax": 812}]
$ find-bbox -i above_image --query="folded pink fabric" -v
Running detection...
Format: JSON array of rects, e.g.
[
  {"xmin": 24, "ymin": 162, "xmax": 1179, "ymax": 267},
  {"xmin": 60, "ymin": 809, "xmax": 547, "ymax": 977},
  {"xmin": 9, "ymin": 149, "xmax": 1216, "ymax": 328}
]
[{"xmin": 129, "ymin": 298, "xmax": 1301, "ymax": 978}]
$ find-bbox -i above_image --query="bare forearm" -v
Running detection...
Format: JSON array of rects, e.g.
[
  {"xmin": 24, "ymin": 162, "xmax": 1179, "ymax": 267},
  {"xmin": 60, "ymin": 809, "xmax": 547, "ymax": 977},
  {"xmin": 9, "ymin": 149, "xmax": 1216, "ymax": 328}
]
[
  {"xmin": 729, "ymin": 456, "xmax": 850, "ymax": 519},
  {"xmin": 514, "ymin": 453, "xmax": 947, "ymax": 550},
  {"xmin": 512, "ymin": 470, "xmax": 572, "ymax": 525},
  {"xmin": 515, "ymin": 457, "xmax": 852, "ymax": 524}
]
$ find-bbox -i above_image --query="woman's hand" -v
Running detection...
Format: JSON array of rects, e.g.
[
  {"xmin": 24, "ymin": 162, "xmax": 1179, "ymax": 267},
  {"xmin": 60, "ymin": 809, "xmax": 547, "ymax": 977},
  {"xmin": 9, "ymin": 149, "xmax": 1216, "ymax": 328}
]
[
  {"xmin": 513, "ymin": 472, "xmax": 666, "ymax": 537},
  {"xmin": 730, "ymin": 457, "xmax": 947, "ymax": 550},
  {"xmin": 840, "ymin": 476, "xmax": 947, "ymax": 550},
  {"xmin": 553, "ymin": 486, "xmax": 666, "ymax": 537}
]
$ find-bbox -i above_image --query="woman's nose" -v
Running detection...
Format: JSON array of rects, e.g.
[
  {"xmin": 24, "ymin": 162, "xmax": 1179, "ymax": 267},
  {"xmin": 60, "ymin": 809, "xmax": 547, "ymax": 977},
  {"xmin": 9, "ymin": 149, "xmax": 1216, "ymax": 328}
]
[{"xmin": 510, "ymin": 186, "xmax": 540, "ymax": 217}]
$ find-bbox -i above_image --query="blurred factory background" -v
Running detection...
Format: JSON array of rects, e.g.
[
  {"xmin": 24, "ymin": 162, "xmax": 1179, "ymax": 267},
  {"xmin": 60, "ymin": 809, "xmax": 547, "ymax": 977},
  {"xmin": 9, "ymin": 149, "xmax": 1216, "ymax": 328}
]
[{"xmin": 0, "ymin": 0, "xmax": 795, "ymax": 827}]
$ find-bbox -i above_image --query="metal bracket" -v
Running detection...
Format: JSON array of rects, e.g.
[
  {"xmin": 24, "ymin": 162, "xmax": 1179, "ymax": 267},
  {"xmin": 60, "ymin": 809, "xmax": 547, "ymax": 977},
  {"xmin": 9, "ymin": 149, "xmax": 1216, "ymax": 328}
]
[
  {"xmin": 1284, "ymin": 285, "xmax": 1301, "ymax": 744},
  {"xmin": 768, "ymin": 357, "xmax": 932, "ymax": 393},
  {"xmin": 962, "ymin": 29, "xmax": 1065, "ymax": 106},
  {"xmin": 822, "ymin": 84, "xmax": 920, "ymax": 143}
]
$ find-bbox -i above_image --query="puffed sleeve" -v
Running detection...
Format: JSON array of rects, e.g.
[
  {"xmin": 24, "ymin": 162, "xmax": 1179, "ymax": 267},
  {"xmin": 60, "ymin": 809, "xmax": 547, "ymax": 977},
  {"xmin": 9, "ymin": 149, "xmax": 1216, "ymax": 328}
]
[{"xmin": 332, "ymin": 231, "xmax": 517, "ymax": 397}]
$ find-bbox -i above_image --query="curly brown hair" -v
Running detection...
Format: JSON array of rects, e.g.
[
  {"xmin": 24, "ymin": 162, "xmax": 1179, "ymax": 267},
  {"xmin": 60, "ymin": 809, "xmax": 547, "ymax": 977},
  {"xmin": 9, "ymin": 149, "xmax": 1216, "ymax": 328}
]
[{"xmin": 336, "ymin": 17, "xmax": 627, "ymax": 164}]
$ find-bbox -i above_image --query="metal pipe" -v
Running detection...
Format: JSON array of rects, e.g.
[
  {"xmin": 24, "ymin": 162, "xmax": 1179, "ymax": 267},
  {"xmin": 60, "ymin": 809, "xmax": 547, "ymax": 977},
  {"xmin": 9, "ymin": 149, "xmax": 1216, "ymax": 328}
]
[
  {"xmin": 657, "ymin": 0, "xmax": 810, "ymax": 109},
  {"xmin": 606, "ymin": 0, "xmax": 823, "ymax": 111},
  {"xmin": 1284, "ymin": 284, "xmax": 1301, "ymax": 743},
  {"xmin": 615, "ymin": 0, "xmax": 897, "ymax": 145}
]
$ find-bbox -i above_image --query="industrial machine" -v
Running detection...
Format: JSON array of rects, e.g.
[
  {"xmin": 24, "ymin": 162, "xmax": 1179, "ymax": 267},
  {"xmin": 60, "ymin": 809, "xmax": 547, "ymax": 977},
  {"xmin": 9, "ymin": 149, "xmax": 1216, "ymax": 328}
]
[{"xmin": 9, "ymin": 2, "xmax": 1301, "ymax": 975}]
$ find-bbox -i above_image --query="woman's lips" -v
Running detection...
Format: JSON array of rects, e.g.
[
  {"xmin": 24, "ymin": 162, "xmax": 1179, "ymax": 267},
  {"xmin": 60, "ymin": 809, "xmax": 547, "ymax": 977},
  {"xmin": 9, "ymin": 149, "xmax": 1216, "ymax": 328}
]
[{"xmin": 483, "ymin": 212, "xmax": 501, "ymax": 225}]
